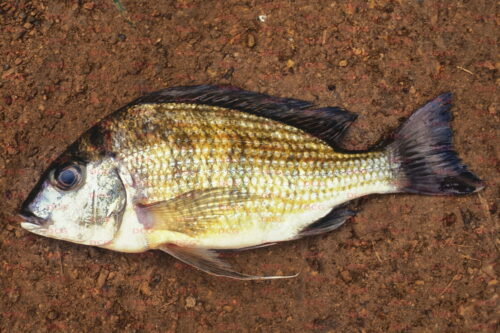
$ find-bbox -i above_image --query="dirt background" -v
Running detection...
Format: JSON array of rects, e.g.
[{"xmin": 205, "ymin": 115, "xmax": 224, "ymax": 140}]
[{"xmin": 0, "ymin": 0, "xmax": 498, "ymax": 332}]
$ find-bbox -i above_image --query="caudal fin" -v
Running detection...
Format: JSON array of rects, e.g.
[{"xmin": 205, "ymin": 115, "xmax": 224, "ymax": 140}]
[{"xmin": 388, "ymin": 93, "xmax": 484, "ymax": 195}]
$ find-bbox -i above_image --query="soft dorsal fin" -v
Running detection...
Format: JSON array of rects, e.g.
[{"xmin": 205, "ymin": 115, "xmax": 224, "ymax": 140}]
[{"xmin": 120, "ymin": 85, "xmax": 357, "ymax": 147}]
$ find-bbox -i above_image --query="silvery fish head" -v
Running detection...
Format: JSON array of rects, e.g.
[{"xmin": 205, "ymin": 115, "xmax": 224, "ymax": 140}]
[{"xmin": 19, "ymin": 157, "xmax": 127, "ymax": 247}]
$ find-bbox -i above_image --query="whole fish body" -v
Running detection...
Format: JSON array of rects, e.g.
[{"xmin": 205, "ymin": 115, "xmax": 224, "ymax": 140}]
[{"xmin": 19, "ymin": 86, "xmax": 484, "ymax": 279}]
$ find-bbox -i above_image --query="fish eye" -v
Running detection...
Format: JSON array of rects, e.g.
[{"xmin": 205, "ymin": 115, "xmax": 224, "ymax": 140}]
[{"xmin": 51, "ymin": 164, "xmax": 84, "ymax": 191}]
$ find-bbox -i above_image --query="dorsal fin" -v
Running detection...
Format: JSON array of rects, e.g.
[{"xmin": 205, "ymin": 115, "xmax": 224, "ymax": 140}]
[{"xmin": 119, "ymin": 85, "xmax": 357, "ymax": 147}]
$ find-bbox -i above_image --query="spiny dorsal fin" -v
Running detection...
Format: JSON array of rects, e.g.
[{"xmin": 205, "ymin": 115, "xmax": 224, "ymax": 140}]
[{"xmin": 120, "ymin": 85, "xmax": 357, "ymax": 147}]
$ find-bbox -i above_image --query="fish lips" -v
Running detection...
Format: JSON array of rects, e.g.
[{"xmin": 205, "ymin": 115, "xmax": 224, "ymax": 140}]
[{"xmin": 19, "ymin": 210, "xmax": 47, "ymax": 228}]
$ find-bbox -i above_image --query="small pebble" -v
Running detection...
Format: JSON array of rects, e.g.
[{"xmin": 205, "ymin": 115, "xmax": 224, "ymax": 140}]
[
  {"xmin": 149, "ymin": 273, "xmax": 161, "ymax": 287},
  {"xmin": 206, "ymin": 68, "xmax": 217, "ymax": 78},
  {"xmin": 339, "ymin": 60, "xmax": 348, "ymax": 67},
  {"xmin": 14, "ymin": 29, "xmax": 26, "ymax": 40},
  {"xmin": 340, "ymin": 270, "xmax": 352, "ymax": 282},
  {"xmin": 96, "ymin": 270, "xmax": 108, "ymax": 288},
  {"xmin": 70, "ymin": 269, "xmax": 79, "ymax": 279},
  {"xmin": 443, "ymin": 213, "xmax": 456, "ymax": 227},
  {"xmin": 185, "ymin": 296, "xmax": 196, "ymax": 308},
  {"xmin": 488, "ymin": 104, "xmax": 496, "ymax": 115},
  {"xmin": 2, "ymin": 68, "xmax": 15, "ymax": 79},
  {"xmin": 458, "ymin": 305, "xmax": 466, "ymax": 316},
  {"xmin": 222, "ymin": 67, "xmax": 234, "ymax": 80},
  {"xmin": 118, "ymin": 33, "xmax": 126, "ymax": 42},
  {"xmin": 8, "ymin": 289, "xmax": 20, "ymax": 303},
  {"xmin": 4, "ymin": 95, "xmax": 12, "ymax": 106},
  {"xmin": 481, "ymin": 264, "xmax": 495, "ymax": 278},
  {"xmin": 222, "ymin": 305, "xmax": 233, "ymax": 312},
  {"xmin": 28, "ymin": 147, "xmax": 39, "ymax": 157},
  {"xmin": 140, "ymin": 281, "xmax": 152, "ymax": 296},
  {"xmin": 83, "ymin": 2, "xmax": 95, "ymax": 10},
  {"xmin": 23, "ymin": 22, "xmax": 33, "ymax": 30},
  {"xmin": 4, "ymin": 190, "xmax": 12, "ymax": 200},
  {"xmin": 246, "ymin": 33, "xmax": 256, "ymax": 48},
  {"xmin": 47, "ymin": 310, "xmax": 58, "ymax": 320}
]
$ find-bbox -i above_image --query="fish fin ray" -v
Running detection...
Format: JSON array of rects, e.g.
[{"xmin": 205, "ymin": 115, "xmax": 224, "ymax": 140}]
[
  {"xmin": 123, "ymin": 85, "xmax": 357, "ymax": 146},
  {"xmin": 297, "ymin": 207, "xmax": 355, "ymax": 238},
  {"xmin": 388, "ymin": 93, "xmax": 485, "ymax": 195},
  {"xmin": 219, "ymin": 242, "xmax": 278, "ymax": 252},
  {"xmin": 136, "ymin": 187, "xmax": 259, "ymax": 232},
  {"xmin": 158, "ymin": 244, "xmax": 298, "ymax": 280}
]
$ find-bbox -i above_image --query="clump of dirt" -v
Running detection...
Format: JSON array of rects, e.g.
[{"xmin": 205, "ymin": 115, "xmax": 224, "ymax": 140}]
[{"xmin": 0, "ymin": 1, "xmax": 498, "ymax": 332}]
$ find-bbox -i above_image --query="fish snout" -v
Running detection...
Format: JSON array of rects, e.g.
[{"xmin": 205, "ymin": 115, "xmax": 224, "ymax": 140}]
[{"xmin": 19, "ymin": 207, "xmax": 46, "ymax": 226}]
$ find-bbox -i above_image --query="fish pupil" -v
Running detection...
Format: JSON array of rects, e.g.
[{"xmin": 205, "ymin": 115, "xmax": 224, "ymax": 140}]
[
  {"xmin": 59, "ymin": 169, "xmax": 76, "ymax": 186},
  {"xmin": 55, "ymin": 165, "xmax": 82, "ymax": 189}
]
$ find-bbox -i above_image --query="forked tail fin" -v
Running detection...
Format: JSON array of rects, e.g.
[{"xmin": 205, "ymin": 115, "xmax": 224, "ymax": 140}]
[{"xmin": 388, "ymin": 93, "xmax": 484, "ymax": 195}]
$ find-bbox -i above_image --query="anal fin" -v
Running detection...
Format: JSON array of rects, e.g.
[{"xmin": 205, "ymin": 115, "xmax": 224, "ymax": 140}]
[
  {"xmin": 158, "ymin": 244, "xmax": 298, "ymax": 280},
  {"xmin": 297, "ymin": 207, "xmax": 355, "ymax": 238}
]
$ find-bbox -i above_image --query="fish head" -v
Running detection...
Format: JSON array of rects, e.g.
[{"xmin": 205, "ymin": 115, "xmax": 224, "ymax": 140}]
[{"xmin": 19, "ymin": 157, "xmax": 127, "ymax": 247}]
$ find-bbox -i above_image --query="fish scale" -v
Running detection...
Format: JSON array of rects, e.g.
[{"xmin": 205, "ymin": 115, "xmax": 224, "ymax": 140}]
[{"xmin": 80, "ymin": 103, "xmax": 399, "ymax": 243}]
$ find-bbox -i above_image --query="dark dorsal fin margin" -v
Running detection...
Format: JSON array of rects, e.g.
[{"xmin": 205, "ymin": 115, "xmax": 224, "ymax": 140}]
[{"xmin": 117, "ymin": 85, "xmax": 358, "ymax": 147}]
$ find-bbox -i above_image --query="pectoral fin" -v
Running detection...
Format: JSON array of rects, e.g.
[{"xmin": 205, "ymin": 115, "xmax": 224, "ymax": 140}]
[
  {"xmin": 136, "ymin": 187, "xmax": 259, "ymax": 233},
  {"xmin": 158, "ymin": 244, "xmax": 298, "ymax": 280},
  {"xmin": 138, "ymin": 188, "xmax": 299, "ymax": 279}
]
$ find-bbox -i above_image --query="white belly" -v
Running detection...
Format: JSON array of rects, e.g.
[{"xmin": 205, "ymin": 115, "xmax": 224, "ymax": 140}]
[
  {"xmin": 193, "ymin": 182, "xmax": 397, "ymax": 249},
  {"xmin": 104, "ymin": 171, "xmax": 397, "ymax": 251}
]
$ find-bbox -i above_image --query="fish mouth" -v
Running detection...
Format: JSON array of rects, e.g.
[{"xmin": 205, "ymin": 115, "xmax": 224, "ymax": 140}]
[{"xmin": 19, "ymin": 211, "xmax": 47, "ymax": 230}]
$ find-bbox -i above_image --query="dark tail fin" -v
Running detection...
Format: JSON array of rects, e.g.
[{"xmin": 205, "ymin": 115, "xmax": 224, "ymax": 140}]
[{"xmin": 388, "ymin": 93, "xmax": 484, "ymax": 195}]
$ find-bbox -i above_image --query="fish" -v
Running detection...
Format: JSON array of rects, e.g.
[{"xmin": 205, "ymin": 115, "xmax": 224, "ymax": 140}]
[{"xmin": 19, "ymin": 85, "xmax": 484, "ymax": 280}]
